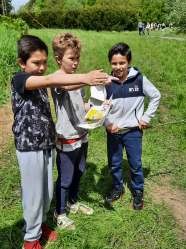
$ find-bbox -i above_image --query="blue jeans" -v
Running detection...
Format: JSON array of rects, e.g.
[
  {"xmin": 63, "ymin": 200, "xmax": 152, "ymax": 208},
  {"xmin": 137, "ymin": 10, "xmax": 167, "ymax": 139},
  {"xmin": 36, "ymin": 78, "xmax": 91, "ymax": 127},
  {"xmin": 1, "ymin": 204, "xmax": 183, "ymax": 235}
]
[
  {"xmin": 107, "ymin": 129, "xmax": 144, "ymax": 192},
  {"xmin": 56, "ymin": 142, "xmax": 88, "ymax": 214}
]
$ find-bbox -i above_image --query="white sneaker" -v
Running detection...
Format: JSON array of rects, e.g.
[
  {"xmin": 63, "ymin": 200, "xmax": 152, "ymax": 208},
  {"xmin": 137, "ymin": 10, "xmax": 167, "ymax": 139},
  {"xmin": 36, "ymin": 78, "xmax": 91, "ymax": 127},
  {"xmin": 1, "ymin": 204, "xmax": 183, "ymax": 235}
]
[
  {"xmin": 54, "ymin": 211, "xmax": 75, "ymax": 230},
  {"xmin": 67, "ymin": 202, "xmax": 94, "ymax": 215}
]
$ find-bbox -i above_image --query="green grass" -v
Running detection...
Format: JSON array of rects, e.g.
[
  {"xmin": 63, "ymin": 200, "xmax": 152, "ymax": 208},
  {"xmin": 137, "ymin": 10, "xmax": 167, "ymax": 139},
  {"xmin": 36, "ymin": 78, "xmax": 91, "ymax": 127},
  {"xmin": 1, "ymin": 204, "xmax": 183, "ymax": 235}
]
[
  {"xmin": 0, "ymin": 25, "xmax": 20, "ymax": 104},
  {"xmin": 0, "ymin": 29, "xmax": 186, "ymax": 248},
  {"xmin": 0, "ymin": 133, "xmax": 186, "ymax": 249}
]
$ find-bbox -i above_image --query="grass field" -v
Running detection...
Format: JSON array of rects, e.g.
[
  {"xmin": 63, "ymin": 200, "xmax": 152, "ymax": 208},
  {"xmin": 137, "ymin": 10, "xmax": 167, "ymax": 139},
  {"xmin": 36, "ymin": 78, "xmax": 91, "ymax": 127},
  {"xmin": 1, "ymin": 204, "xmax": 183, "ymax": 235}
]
[{"xmin": 0, "ymin": 28, "xmax": 186, "ymax": 248}]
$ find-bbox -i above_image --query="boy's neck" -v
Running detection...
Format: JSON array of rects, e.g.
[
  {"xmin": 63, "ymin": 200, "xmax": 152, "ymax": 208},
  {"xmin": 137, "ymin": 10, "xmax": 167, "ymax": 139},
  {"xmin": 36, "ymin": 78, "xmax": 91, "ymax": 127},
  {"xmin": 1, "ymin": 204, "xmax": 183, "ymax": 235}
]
[
  {"xmin": 58, "ymin": 68, "xmax": 67, "ymax": 74},
  {"xmin": 117, "ymin": 72, "xmax": 128, "ymax": 83},
  {"xmin": 119, "ymin": 75, "xmax": 127, "ymax": 82}
]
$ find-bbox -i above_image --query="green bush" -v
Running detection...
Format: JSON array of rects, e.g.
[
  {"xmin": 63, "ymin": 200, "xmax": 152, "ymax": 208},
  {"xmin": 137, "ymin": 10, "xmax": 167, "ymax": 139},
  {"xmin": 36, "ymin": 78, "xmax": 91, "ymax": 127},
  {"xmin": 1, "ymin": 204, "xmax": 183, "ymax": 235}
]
[
  {"xmin": 0, "ymin": 15, "xmax": 28, "ymax": 34},
  {"xmin": 19, "ymin": 6, "xmax": 138, "ymax": 31},
  {"xmin": 173, "ymin": 0, "xmax": 186, "ymax": 33}
]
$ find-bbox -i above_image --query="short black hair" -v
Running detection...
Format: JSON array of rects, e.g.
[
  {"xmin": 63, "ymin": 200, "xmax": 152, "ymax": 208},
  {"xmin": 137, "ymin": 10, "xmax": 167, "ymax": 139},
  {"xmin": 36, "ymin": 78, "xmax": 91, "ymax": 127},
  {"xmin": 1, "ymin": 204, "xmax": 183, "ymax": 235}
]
[
  {"xmin": 17, "ymin": 35, "xmax": 48, "ymax": 63},
  {"xmin": 108, "ymin": 42, "xmax": 132, "ymax": 63}
]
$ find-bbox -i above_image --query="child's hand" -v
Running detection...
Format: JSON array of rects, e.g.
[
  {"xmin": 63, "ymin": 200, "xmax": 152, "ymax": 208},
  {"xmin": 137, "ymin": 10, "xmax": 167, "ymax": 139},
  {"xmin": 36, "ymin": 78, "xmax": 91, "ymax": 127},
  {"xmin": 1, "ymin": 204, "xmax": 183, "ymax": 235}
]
[
  {"xmin": 85, "ymin": 70, "xmax": 119, "ymax": 86},
  {"xmin": 138, "ymin": 120, "xmax": 149, "ymax": 129},
  {"xmin": 104, "ymin": 75, "xmax": 119, "ymax": 85},
  {"xmin": 106, "ymin": 124, "xmax": 119, "ymax": 133},
  {"xmin": 102, "ymin": 99, "xmax": 112, "ymax": 110},
  {"xmin": 85, "ymin": 70, "xmax": 109, "ymax": 85},
  {"xmin": 103, "ymin": 99, "xmax": 111, "ymax": 105}
]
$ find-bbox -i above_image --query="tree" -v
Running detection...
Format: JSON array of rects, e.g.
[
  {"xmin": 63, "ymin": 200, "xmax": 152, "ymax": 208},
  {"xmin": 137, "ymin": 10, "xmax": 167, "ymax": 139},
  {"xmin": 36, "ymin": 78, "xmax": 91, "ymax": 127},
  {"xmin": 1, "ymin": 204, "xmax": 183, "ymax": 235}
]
[
  {"xmin": 21, "ymin": 0, "xmax": 65, "ymax": 12},
  {"xmin": 0, "ymin": 0, "xmax": 12, "ymax": 14},
  {"xmin": 139, "ymin": 0, "xmax": 166, "ymax": 22},
  {"xmin": 169, "ymin": 0, "xmax": 186, "ymax": 32},
  {"xmin": 62, "ymin": 0, "xmax": 83, "ymax": 10}
]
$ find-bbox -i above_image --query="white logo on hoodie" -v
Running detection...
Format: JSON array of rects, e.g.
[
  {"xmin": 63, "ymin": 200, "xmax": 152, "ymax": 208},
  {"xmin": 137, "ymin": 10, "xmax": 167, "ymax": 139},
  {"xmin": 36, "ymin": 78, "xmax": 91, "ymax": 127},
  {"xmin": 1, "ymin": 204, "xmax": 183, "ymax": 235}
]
[{"xmin": 129, "ymin": 85, "xmax": 139, "ymax": 92}]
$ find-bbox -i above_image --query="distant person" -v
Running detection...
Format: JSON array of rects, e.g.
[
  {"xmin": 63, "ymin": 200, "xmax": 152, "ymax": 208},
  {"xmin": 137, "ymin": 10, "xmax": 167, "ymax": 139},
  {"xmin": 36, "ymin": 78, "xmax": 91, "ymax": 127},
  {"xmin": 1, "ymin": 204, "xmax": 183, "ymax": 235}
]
[
  {"xmin": 157, "ymin": 23, "xmax": 161, "ymax": 30},
  {"xmin": 138, "ymin": 21, "xmax": 144, "ymax": 35},
  {"xmin": 162, "ymin": 23, "xmax": 166, "ymax": 29},
  {"xmin": 150, "ymin": 22, "xmax": 154, "ymax": 31},
  {"xmin": 142, "ymin": 22, "xmax": 145, "ymax": 35},
  {"xmin": 11, "ymin": 34, "xmax": 112, "ymax": 249},
  {"xmin": 169, "ymin": 23, "xmax": 173, "ymax": 29},
  {"xmin": 146, "ymin": 22, "xmax": 151, "ymax": 35},
  {"xmin": 104, "ymin": 42, "xmax": 161, "ymax": 210}
]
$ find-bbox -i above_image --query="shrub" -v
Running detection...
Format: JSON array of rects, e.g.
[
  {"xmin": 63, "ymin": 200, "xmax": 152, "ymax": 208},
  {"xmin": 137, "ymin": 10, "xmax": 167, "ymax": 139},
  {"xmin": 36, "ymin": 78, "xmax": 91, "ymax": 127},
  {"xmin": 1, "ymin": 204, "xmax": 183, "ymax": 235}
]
[
  {"xmin": 0, "ymin": 15, "xmax": 28, "ymax": 34},
  {"xmin": 18, "ymin": 6, "xmax": 138, "ymax": 31}
]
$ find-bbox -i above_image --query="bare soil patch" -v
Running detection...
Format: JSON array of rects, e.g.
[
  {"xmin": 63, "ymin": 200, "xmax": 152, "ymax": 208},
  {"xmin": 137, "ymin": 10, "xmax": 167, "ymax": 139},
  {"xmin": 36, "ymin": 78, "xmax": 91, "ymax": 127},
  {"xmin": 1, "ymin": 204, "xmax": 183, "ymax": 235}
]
[
  {"xmin": 0, "ymin": 104, "xmax": 13, "ymax": 151},
  {"xmin": 151, "ymin": 176, "xmax": 186, "ymax": 239}
]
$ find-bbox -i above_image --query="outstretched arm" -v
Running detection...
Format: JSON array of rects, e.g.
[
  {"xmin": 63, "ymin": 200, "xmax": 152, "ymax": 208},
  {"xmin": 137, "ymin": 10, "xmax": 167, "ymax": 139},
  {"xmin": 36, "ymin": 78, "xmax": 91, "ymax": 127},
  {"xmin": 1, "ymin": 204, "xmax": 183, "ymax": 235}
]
[
  {"xmin": 62, "ymin": 83, "xmax": 85, "ymax": 91},
  {"xmin": 25, "ymin": 70, "xmax": 111, "ymax": 90}
]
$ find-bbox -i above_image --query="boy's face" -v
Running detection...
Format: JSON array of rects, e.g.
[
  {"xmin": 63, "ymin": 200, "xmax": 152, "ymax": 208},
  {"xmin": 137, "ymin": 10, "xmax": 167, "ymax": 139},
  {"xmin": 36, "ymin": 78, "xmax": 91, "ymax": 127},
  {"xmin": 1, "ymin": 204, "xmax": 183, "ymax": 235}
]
[
  {"xmin": 58, "ymin": 48, "xmax": 80, "ymax": 74},
  {"xmin": 19, "ymin": 49, "xmax": 48, "ymax": 75},
  {"xmin": 110, "ymin": 54, "xmax": 130, "ymax": 80}
]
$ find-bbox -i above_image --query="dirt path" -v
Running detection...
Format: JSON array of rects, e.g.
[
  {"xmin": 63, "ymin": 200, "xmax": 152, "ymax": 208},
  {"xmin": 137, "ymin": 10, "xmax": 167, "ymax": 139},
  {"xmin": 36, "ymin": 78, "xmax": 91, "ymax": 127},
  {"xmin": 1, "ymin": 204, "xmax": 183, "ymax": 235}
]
[
  {"xmin": 0, "ymin": 103, "xmax": 13, "ymax": 151},
  {"xmin": 151, "ymin": 176, "xmax": 186, "ymax": 239},
  {"xmin": 160, "ymin": 36, "xmax": 186, "ymax": 41},
  {"xmin": 151, "ymin": 35, "xmax": 186, "ymax": 42}
]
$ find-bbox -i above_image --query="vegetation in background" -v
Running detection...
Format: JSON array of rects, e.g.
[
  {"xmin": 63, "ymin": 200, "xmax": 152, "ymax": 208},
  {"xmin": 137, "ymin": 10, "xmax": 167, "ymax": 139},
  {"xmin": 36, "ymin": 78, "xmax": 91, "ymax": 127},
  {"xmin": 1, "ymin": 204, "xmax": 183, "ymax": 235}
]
[
  {"xmin": 169, "ymin": 0, "xmax": 186, "ymax": 32},
  {"xmin": 0, "ymin": 15, "xmax": 28, "ymax": 33},
  {"xmin": 0, "ymin": 28, "xmax": 186, "ymax": 248},
  {"xmin": 16, "ymin": 0, "xmax": 185, "ymax": 32},
  {"xmin": 0, "ymin": 16, "xmax": 28, "ymax": 104},
  {"xmin": 1, "ymin": 1, "xmax": 185, "ymax": 32}
]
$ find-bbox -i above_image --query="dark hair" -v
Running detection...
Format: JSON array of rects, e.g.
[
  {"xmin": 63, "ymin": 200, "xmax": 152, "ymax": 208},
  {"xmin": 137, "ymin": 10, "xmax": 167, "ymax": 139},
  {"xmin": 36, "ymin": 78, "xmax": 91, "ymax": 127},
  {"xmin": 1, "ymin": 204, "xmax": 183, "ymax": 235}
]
[
  {"xmin": 108, "ymin": 42, "xmax": 132, "ymax": 63},
  {"xmin": 17, "ymin": 35, "xmax": 48, "ymax": 63}
]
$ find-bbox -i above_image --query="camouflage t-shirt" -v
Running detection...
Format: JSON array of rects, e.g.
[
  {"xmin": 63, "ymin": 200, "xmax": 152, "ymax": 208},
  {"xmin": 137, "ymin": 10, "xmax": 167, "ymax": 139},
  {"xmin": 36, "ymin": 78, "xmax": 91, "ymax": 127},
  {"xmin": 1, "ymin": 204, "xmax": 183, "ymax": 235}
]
[{"xmin": 11, "ymin": 72, "xmax": 55, "ymax": 151}]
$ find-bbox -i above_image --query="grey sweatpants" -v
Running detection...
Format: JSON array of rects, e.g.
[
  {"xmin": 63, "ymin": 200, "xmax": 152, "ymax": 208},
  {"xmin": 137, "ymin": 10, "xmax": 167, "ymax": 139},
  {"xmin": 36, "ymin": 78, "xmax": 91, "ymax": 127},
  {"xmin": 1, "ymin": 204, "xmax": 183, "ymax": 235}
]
[{"xmin": 16, "ymin": 149, "xmax": 55, "ymax": 241}]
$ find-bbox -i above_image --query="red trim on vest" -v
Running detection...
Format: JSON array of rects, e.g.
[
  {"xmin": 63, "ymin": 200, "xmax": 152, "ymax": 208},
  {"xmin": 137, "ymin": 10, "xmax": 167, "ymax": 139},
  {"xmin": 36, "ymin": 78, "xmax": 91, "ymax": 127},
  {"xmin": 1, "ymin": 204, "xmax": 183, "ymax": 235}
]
[{"xmin": 57, "ymin": 134, "xmax": 86, "ymax": 145}]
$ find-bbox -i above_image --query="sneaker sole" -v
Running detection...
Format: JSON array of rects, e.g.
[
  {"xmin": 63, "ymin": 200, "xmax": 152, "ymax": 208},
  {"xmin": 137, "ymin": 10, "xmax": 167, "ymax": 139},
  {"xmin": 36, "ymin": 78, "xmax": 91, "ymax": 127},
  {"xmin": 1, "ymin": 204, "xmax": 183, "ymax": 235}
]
[
  {"xmin": 68, "ymin": 203, "xmax": 94, "ymax": 215},
  {"xmin": 79, "ymin": 206, "xmax": 94, "ymax": 215},
  {"xmin": 53, "ymin": 214, "xmax": 76, "ymax": 230},
  {"xmin": 133, "ymin": 204, "xmax": 144, "ymax": 210},
  {"xmin": 57, "ymin": 223, "xmax": 76, "ymax": 230},
  {"xmin": 133, "ymin": 200, "xmax": 144, "ymax": 210},
  {"xmin": 105, "ymin": 192, "xmax": 124, "ymax": 204}
]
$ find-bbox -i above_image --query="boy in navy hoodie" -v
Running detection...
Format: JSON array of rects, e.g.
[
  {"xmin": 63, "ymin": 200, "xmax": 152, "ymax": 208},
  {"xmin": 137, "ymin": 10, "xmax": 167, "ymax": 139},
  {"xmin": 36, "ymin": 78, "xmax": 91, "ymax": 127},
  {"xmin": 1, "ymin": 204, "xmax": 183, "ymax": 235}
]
[{"xmin": 104, "ymin": 42, "xmax": 161, "ymax": 209}]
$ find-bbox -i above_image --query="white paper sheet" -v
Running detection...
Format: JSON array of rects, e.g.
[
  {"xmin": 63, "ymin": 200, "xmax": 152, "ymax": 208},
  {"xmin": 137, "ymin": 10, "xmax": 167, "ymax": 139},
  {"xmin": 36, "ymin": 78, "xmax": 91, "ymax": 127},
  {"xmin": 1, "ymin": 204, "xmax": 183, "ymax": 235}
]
[{"xmin": 90, "ymin": 85, "xmax": 106, "ymax": 102}]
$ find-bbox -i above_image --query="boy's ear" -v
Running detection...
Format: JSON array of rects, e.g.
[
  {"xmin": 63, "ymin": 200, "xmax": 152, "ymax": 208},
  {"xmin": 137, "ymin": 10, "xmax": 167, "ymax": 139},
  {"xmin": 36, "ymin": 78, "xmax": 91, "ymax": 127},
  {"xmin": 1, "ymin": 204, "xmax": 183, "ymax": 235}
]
[
  {"xmin": 17, "ymin": 58, "xmax": 26, "ymax": 70},
  {"xmin": 55, "ymin": 56, "xmax": 62, "ymax": 65}
]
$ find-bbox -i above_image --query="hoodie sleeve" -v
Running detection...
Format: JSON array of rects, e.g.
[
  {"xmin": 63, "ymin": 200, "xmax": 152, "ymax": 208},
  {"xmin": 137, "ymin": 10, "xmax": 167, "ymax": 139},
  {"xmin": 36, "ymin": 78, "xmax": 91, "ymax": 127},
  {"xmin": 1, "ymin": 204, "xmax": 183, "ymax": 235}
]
[{"xmin": 142, "ymin": 76, "xmax": 161, "ymax": 123}]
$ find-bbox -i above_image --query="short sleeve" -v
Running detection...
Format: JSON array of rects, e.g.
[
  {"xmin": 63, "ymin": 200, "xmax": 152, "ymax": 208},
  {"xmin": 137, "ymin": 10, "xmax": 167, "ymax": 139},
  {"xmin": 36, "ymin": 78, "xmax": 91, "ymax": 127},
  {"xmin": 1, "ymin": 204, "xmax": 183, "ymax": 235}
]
[{"xmin": 12, "ymin": 72, "xmax": 32, "ymax": 94}]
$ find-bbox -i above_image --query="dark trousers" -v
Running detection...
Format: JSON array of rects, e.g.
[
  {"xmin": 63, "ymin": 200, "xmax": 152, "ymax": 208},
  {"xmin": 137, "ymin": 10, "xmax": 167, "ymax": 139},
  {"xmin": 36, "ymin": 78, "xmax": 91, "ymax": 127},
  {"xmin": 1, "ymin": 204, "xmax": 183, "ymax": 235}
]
[
  {"xmin": 107, "ymin": 129, "xmax": 144, "ymax": 192},
  {"xmin": 56, "ymin": 142, "xmax": 88, "ymax": 214}
]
